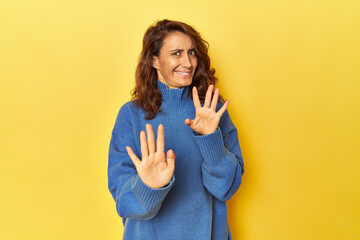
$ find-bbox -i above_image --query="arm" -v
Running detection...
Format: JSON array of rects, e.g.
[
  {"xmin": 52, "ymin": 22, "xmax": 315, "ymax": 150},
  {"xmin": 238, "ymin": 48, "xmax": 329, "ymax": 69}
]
[
  {"xmin": 108, "ymin": 104, "xmax": 175, "ymax": 220},
  {"xmin": 193, "ymin": 109, "xmax": 244, "ymax": 201},
  {"xmin": 184, "ymin": 85, "xmax": 244, "ymax": 201}
]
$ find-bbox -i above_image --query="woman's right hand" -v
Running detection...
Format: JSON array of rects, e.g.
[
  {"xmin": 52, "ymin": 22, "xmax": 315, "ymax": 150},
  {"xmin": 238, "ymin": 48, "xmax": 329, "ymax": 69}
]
[{"xmin": 126, "ymin": 124, "xmax": 175, "ymax": 189}]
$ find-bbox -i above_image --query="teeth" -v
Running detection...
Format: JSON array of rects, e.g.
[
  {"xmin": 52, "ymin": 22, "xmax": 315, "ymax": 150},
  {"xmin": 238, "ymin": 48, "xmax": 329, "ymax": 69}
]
[{"xmin": 176, "ymin": 71, "xmax": 190, "ymax": 75}]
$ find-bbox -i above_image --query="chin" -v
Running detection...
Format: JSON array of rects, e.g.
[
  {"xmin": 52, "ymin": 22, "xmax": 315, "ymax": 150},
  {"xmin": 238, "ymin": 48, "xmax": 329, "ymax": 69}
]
[
  {"xmin": 176, "ymin": 77, "xmax": 193, "ymax": 87},
  {"xmin": 178, "ymin": 80, "xmax": 192, "ymax": 88}
]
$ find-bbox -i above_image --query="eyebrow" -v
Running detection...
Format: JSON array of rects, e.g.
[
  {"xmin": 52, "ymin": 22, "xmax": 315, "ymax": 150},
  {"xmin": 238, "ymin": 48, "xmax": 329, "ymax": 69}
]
[{"xmin": 169, "ymin": 48, "xmax": 195, "ymax": 53}]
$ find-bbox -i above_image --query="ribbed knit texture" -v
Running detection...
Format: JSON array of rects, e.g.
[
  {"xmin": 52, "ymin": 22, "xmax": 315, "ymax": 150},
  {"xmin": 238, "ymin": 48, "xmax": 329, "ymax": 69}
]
[
  {"xmin": 108, "ymin": 80, "xmax": 244, "ymax": 240},
  {"xmin": 194, "ymin": 129, "xmax": 225, "ymax": 166},
  {"xmin": 131, "ymin": 175, "xmax": 175, "ymax": 212}
]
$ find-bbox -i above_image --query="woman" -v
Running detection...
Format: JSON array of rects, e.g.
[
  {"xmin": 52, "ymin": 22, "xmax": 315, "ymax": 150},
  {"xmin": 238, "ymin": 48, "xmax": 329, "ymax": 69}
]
[{"xmin": 108, "ymin": 19, "xmax": 244, "ymax": 240}]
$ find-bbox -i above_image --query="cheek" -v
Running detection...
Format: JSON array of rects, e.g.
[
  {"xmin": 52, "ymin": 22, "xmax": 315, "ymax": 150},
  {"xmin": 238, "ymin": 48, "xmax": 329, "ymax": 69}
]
[
  {"xmin": 169, "ymin": 59, "xmax": 179, "ymax": 69},
  {"xmin": 161, "ymin": 59, "xmax": 178, "ymax": 72}
]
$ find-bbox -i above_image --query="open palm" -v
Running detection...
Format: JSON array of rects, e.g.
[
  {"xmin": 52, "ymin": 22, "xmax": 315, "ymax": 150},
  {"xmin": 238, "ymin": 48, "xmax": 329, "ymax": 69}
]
[
  {"xmin": 185, "ymin": 85, "xmax": 229, "ymax": 135},
  {"xmin": 126, "ymin": 124, "xmax": 175, "ymax": 189}
]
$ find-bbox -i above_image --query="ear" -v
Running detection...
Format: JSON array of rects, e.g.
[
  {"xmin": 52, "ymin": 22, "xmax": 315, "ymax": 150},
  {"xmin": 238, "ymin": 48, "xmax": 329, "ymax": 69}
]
[{"xmin": 152, "ymin": 56, "xmax": 159, "ymax": 69}]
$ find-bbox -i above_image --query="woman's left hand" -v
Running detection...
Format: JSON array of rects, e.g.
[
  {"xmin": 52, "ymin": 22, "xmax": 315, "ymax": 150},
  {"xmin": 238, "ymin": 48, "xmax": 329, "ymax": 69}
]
[{"xmin": 185, "ymin": 85, "xmax": 229, "ymax": 135}]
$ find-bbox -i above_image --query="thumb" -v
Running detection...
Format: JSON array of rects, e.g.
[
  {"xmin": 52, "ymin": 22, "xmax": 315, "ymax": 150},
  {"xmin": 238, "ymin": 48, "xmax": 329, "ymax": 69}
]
[
  {"xmin": 184, "ymin": 118, "xmax": 192, "ymax": 127},
  {"xmin": 166, "ymin": 149, "xmax": 175, "ymax": 161},
  {"xmin": 166, "ymin": 149, "xmax": 175, "ymax": 166}
]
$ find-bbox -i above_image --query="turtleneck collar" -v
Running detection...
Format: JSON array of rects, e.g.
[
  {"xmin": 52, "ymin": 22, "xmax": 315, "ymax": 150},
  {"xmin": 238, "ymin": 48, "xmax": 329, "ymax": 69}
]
[{"xmin": 157, "ymin": 80, "xmax": 193, "ymax": 112}]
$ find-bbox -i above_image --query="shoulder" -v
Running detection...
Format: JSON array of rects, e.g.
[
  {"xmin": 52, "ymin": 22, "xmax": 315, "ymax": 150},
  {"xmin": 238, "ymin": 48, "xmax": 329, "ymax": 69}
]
[
  {"xmin": 119, "ymin": 100, "xmax": 139, "ymax": 111},
  {"xmin": 113, "ymin": 101, "xmax": 145, "ymax": 133},
  {"xmin": 117, "ymin": 101, "xmax": 144, "ymax": 117}
]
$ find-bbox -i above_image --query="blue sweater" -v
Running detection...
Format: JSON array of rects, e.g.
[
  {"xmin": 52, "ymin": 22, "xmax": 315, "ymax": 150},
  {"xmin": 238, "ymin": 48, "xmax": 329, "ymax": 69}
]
[{"xmin": 108, "ymin": 81, "xmax": 244, "ymax": 240}]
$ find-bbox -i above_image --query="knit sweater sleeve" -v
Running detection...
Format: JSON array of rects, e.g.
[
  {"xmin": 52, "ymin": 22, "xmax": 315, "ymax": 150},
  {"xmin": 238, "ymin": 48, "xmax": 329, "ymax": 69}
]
[
  {"xmin": 193, "ymin": 108, "xmax": 244, "ymax": 201},
  {"xmin": 108, "ymin": 103, "xmax": 174, "ymax": 220}
]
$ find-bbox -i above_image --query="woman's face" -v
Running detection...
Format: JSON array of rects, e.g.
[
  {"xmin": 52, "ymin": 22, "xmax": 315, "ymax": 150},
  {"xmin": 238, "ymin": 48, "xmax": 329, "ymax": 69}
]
[{"xmin": 152, "ymin": 31, "xmax": 198, "ymax": 89}]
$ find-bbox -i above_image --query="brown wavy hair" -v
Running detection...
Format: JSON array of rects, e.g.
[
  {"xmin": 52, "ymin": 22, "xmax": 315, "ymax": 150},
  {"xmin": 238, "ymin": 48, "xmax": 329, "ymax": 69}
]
[{"xmin": 132, "ymin": 19, "xmax": 223, "ymax": 119}]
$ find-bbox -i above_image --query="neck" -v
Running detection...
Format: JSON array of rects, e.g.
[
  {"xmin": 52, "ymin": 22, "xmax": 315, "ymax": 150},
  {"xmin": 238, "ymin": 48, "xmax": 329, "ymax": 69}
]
[{"xmin": 157, "ymin": 80, "xmax": 193, "ymax": 112}]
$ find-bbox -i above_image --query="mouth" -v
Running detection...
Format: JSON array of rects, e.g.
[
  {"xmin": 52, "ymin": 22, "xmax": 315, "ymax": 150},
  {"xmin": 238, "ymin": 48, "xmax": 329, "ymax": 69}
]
[{"xmin": 174, "ymin": 70, "xmax": 192, "ymax": 76}]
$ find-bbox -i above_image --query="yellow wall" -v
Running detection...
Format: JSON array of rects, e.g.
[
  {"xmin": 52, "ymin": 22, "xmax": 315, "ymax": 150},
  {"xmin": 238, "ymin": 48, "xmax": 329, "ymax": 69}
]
[{"xmin": 1, "ymin": 0, "xmax": 359, "ymax": 239}]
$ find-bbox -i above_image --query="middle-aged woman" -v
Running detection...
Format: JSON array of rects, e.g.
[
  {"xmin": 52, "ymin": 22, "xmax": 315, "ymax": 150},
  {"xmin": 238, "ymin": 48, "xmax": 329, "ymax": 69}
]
[{"xmin": 108, "ymin": 19, "xmax": 245, "ymax": 240}]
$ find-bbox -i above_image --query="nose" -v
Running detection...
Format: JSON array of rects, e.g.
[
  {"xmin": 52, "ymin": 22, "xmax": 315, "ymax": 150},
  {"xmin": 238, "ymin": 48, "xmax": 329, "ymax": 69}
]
[{"xmin": 181, "ymin": 54, "xmax": 192, "ymax": 68}]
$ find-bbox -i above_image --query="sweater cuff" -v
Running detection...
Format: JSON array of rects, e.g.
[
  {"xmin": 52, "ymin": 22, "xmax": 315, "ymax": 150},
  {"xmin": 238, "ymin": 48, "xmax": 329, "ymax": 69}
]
[
  {"xmin": 132, "ymin": 175, "xmax": 175, "ymax": 211},
  {"xmin": 193, "ymin": 128, "xmax": 225, "ymax": 166}
]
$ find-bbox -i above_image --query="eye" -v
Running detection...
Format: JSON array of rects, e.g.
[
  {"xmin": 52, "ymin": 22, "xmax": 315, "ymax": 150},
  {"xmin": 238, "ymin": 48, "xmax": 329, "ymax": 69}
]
[
  {"xmin": 188, "ymin": 50, "xmax": 195, "ymax": 56},
  {"xmin": 172, "ymin": 51, "xmax": 181, "ymax": 56}
]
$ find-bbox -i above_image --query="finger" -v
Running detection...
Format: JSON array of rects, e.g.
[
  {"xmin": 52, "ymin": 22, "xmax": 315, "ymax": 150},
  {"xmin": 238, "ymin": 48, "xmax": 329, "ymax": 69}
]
[
  {"xmin": 166, "ymin": 149, "xmax": 176, "ymax": 169},
  {"xmin": 156, "ymin": 124, "xmax": 165, "ymax": 153},
  {"xmin": 184, "ymin": 118, "xmax": 197, "ymax": 132},
  {"xmin": 210, "ymin": 88, "xmax": 219, "ymax": 111},
  {"xmin": 140, "ymin": 130, "xmax": 148, "ymax": 159},
  {"xmin": 146, "ymin": 124, "xmax": 155, "ymax": 153},
  {"xmin": 126, "ymin": 146, "xmax": 141, "ymax": 169},
  {"xmin": 184, "ymin": 118, "xmax": 191, "ymax": 126},
  {"xmin": 204, "ymin": 85, "xmax": 214, "ymax": 108},
  {"xmin": 216, "ymin": 100, "xmax": 229, "ymax": 117},
  {"xmin": 192, "ymin": 87, "xmax": 201, "ymax": 109}
]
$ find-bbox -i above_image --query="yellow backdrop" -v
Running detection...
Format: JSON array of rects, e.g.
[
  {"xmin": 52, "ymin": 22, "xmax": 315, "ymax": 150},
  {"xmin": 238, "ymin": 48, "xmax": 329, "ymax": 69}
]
[{"xmin": 1, "ymin": 0, "xmax": 359, "ymax": 239}]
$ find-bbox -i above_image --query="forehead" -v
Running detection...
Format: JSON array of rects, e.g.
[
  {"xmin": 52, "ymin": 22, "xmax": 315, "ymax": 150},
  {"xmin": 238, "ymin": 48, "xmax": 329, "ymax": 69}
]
[{"xmin": 161, "ymin": 31, "xmax": 194, "ymax": 50}]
